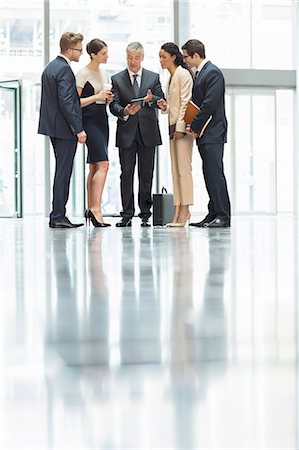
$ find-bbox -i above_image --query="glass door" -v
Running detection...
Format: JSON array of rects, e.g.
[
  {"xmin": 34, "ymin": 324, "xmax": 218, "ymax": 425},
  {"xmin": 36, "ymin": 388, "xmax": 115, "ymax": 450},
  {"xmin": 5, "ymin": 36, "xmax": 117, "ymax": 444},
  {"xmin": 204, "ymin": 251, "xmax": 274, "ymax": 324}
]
[
  {"xmin": 0, "ymin": 80, "xmax": 22, "ymax": 217},
  {"xmin": 225, "ymin": 88, "xmax": 294, "ymax": 215}
]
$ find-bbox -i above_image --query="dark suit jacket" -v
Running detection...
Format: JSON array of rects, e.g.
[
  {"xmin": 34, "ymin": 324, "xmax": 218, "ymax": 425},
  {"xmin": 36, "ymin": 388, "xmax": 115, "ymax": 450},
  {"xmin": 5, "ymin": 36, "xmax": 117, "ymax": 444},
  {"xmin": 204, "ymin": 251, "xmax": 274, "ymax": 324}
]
[
  {"xmin": 191, "ymin": 61, "xmax": 227, "ymax": 144},
  {"xmin": 38, "ymin": 56, "xmax": 83, "ymax": 139},
  {"xmin": 109, "ymin": 68, "xmax": 164, "ymax": 148}
]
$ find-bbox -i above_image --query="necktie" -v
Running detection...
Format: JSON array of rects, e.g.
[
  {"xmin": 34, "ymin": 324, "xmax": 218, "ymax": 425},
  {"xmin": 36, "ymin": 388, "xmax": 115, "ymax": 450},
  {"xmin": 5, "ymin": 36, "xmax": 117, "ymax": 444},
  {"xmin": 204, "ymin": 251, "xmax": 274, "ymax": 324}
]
[
  {"xmin": 195, "ymin": 70, "xmax": 199, "ymax": 79},
  {"xmin": 132, "ymin": 74, "xmax": 139, "ymax": 96}
]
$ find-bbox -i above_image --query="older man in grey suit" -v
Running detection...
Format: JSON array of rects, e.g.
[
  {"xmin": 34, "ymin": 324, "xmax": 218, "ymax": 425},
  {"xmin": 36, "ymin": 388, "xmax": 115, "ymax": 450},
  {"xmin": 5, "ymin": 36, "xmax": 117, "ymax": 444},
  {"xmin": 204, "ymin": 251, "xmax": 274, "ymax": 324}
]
[{"xmin": 110, "ymin": 42, "xmax": 164, "ymax": 227}]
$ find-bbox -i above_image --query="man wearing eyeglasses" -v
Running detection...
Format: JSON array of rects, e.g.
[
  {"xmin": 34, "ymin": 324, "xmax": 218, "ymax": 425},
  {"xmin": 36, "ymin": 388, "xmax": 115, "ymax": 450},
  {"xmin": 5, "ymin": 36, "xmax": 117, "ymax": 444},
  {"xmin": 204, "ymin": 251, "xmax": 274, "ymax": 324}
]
[
  {"xmin": 182, "ymin": 39, "xmax": 231, "ymax": 228},
  {"xmin": 38, "ymin": 32, "xmax": 87, "ymax": 228}
]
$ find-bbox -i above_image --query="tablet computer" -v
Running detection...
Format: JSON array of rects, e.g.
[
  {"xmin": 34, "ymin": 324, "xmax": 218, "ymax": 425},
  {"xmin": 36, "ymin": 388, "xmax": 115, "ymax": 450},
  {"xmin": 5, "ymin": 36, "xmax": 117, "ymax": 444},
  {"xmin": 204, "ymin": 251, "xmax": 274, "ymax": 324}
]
[{"xmin": 130, "ymin": 97, "xmax": 145, "ymax": 105}]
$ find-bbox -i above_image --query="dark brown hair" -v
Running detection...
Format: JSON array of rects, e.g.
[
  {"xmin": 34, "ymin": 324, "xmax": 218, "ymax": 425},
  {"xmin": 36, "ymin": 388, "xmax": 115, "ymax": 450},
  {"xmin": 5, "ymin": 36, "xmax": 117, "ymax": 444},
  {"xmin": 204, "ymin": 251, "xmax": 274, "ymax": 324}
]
[
  {"xmin": 161, "ymin": 42, "xmax": 189, "ymax": 70},
  {"xmin": 86, "ymin": 39, "xmax": 107, "ymax": 57},
  {"xmin": 181, "ymin": 39, "xmax": 206, "ymax": 59}
]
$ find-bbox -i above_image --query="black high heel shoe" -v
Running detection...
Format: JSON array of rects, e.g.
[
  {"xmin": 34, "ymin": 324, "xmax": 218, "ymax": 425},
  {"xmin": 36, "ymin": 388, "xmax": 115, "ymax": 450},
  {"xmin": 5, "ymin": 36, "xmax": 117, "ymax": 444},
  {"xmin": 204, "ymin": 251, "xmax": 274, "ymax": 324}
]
[
  {"xmin": 84, "ymin": 209, "xmax": 90, "ymax": 226},
  {"xmin": 88, "ymin": 209, "xmax": 111, "ymax": 227}
]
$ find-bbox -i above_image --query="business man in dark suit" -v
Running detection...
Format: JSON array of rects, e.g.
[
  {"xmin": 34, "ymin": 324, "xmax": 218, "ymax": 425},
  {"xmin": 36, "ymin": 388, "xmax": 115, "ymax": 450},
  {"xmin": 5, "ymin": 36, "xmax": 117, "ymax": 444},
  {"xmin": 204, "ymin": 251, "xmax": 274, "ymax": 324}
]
[
  {"xmin": 38, "ymin": 32, "xmax": 87, "ymax": 228},
  {"xmin": 182, "ymin": 39, "xmax": 231, "ymax": 228},
  {"xmin": 110, "ymin": 42, "xmax": 164, "ymax": 227}
]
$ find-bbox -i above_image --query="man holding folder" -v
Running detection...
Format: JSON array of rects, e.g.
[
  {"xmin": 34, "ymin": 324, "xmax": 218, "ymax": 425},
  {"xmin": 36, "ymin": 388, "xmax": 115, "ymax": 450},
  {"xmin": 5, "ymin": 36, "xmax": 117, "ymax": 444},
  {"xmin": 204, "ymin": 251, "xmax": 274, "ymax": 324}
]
[{"xmin": 182, "ymin": 39, "xmax": 231, "ymax": 228}]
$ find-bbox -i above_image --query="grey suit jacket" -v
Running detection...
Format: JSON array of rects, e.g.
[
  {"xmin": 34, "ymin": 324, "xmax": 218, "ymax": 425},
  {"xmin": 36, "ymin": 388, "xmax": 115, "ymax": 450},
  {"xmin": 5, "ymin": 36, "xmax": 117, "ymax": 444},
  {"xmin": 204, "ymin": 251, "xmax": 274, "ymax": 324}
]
[
  {"xmin": 109, "ymin": 68, "xmax": 164, "ymax": 148},
  {"xmin": 38, "ymin": 56, "xmax": 83, "ymax": 139}
]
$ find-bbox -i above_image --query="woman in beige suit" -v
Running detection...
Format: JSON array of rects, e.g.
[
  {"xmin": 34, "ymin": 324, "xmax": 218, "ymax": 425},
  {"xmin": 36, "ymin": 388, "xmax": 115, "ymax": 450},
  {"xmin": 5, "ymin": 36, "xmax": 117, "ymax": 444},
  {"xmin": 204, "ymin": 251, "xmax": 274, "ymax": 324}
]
[{"xmin": 157, "ymin": 42, "xmax": 194, "ymax": 226}]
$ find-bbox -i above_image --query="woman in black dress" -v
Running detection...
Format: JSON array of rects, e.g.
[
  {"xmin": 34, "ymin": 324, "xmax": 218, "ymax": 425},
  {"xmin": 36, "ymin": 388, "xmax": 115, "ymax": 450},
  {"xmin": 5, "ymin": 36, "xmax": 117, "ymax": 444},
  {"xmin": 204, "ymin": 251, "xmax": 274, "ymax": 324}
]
[{"xmin": 76, "ymin": 39, "xmax": 114, "ymax": 227}]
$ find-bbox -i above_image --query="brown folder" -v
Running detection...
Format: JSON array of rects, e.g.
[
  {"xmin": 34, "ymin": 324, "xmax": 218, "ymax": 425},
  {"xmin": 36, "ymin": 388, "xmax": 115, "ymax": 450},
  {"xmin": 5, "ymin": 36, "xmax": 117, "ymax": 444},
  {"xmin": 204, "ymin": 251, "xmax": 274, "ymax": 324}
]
[
  {"xmin": 184, "ymin": 100, "xmax": 200, "ymax": 124},
  {"xmin": 184, "ymin": 100, "xmax": 212, "ymax": 137}
]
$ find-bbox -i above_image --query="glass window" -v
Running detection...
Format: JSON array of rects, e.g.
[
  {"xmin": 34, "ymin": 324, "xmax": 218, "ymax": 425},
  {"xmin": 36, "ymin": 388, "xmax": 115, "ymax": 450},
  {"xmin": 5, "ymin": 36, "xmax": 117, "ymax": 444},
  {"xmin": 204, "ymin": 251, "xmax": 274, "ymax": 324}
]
[
  {"xmin": 182, "ymin": 0, "xmax": 294, "ymax": 70},
  {"xmin": 0, "ymin": 0, "xmax": 44, "ymax": 217},
  {"xmin": 251, "ymin": 0, "xmax": 294, "ymax": 69}
]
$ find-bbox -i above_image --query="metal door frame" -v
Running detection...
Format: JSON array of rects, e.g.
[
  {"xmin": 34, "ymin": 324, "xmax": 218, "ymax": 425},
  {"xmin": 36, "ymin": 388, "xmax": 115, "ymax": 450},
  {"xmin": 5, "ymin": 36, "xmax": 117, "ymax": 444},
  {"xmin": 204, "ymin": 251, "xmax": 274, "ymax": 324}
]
[{"xmin": 0, "ymin": 79, "xmax": 23, "ymax": 217}]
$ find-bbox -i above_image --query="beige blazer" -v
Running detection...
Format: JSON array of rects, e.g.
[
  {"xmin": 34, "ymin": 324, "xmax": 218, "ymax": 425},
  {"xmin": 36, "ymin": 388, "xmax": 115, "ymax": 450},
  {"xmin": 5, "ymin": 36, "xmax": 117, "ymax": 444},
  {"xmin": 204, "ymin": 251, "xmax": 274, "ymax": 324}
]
[{"xmin": 164, "ymin": 65, "xmax": 193, "ymax": 133}]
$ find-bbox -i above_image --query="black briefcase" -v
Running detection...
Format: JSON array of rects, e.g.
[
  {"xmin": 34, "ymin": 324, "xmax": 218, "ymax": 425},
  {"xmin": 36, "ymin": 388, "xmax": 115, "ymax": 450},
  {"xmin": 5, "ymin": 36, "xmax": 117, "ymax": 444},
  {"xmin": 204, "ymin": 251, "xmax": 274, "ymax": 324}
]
[{"xmin": 152, "ymin": 187, "xmax": 174, "ymax": 226}]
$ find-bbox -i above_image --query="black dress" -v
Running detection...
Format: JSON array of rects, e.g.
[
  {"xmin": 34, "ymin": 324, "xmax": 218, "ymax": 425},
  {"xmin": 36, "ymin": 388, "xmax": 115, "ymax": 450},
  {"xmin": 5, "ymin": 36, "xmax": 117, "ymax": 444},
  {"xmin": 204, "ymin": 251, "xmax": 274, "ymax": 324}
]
[{"xmin": 76, "ymin": 68, "xmax": 109, "ymax": 163}]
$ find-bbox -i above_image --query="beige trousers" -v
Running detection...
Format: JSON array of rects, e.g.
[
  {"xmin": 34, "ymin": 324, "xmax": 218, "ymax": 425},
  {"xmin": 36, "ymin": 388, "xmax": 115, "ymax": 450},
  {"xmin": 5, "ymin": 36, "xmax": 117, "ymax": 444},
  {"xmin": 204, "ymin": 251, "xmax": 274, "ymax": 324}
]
[{"xmin": 169, "ymin": 134, "xmax": 194, "ymax": 206}]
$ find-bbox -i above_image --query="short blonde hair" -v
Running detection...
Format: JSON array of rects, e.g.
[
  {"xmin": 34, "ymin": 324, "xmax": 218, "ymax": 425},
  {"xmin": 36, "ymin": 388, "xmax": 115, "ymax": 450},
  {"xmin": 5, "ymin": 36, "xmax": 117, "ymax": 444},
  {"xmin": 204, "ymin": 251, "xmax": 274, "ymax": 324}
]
[{"xmin": 60, "ymin": 32, "xmax": 83, "ymax": 53}]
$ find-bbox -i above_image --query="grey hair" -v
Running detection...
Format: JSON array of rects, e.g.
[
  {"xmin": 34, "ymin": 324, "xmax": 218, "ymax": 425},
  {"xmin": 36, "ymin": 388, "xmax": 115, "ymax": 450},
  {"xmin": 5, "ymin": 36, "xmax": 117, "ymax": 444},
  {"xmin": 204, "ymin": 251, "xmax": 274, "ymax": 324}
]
[{"xmin": 126, "ymin": 41, "xmax": 144, "ymax": 54}]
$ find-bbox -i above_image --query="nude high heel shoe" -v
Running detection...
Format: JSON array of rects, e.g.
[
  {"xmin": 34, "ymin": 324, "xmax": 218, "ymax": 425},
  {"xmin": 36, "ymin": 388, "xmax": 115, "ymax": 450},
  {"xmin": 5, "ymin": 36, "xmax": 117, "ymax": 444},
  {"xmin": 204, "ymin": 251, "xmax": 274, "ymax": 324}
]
[
  {"xmin": 169, "ymin": 211, "xmax": 191, "ymax": 228},
  {"xmin": 166, "ymin": 205, "xmax": 181, "ymax": 227},
  {"xmin": 170, "ymin": 205, "xmax": 191, "ymax": 227}
]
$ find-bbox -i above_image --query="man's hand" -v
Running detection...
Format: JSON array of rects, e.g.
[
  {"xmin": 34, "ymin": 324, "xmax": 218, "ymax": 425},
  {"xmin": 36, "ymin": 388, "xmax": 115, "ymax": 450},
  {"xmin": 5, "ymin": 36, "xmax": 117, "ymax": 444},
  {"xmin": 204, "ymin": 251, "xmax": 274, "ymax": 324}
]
[
  {"xmin": 185, "ymin": 125, "xmax": 198, "ymax": 138},
  {"xmin": 124, "ymin": 103, "xmax": 142, "ymax": 116},
  {"xmin": 143, "ymin": 89, "xmax": 153, "ymax": 103},
  {"xmin": 77, "ymin": 130, "xmax": 87, "ymax": 144}
]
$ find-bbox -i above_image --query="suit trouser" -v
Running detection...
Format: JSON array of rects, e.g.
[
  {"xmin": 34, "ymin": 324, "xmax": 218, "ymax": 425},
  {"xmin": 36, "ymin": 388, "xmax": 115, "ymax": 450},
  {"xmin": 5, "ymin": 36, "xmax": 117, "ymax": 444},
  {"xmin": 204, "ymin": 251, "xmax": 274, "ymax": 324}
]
[
  {"xmin": 198, "ymin": 142, "xmax": 231, "ymax": 220},
  {"xmin": 119, "ymin": 128, "xmax": 155, "ymax": 219},
  {"xmin": 50, "ymin": 137, "xmax": 77, "ymax": 221},
  {"xmin": 170, "ymin": 134, "xmax": 194, "ymax": 206}
]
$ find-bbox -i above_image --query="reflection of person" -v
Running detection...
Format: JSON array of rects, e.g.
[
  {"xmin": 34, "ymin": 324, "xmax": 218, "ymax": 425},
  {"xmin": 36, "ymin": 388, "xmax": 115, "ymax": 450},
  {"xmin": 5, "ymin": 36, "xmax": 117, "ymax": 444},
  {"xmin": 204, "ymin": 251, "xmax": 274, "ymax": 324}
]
[
  {"xmin": 47, "ymin": 232, "xmax": 79, "ymax": 362},
  {"xmin": 38, "ymin": 32, "xmax": 86, "ymax": 228},
  {"xmin": 169, "ymin": 230, "xmax": 194, "ymax": 367},
  {"xmin": 198, "ymin": 229, "xmax": 230, "ymax": 362},
  {"xmin": 109, "ymin": 42, "xmax": 164, "ymax": 228},
  {"xmin": 182, "ymin": 39, "xmax": 231, "ymax": 228},
  {"xmin": 87, "ymin": 229, "xmax": 108, "ymax": 300},
  {"xmin": 120, "ymin": 229, "xmax": 160, "ymax": 364},
  {"xmin": 87, "ymin": 230, "xmax": 109, "ymax": 364},
  {"xmin": 157, "ymin": 42, "xmax": 194, "ymax": 227},
  {"xmin": 76, "ymin": 39, "xmax": 114, "ymax": 228}
]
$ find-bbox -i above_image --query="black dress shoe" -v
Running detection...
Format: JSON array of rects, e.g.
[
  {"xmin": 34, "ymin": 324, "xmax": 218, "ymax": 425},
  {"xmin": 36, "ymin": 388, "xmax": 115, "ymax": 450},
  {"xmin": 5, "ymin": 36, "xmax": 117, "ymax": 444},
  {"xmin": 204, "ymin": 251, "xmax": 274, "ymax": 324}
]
[
  {"xmin": 204, "ymin": 217, "xmax": 230, "ymax": 228},
  {"xmin": 49, "ymin": 217, "xmax": 84, "ymax": 228},
  {"xmin": 141, "ymin": 217, "xmax": 150, "ymax": 227},
  {"xmin": 116, "ymin": 218, "xmax": 132, "ymax": 227},
  {"xmin": 190, "ymin": 216, "xmax": 214, "ymax": 227}
]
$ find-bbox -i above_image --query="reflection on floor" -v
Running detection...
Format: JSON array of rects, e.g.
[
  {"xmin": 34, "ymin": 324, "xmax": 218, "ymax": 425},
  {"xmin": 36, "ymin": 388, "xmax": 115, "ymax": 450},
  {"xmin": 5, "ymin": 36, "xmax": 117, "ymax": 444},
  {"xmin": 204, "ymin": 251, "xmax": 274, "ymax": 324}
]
[{"xmin": 0, "ymin": 215, "xmax": 298, "ymax": 449}]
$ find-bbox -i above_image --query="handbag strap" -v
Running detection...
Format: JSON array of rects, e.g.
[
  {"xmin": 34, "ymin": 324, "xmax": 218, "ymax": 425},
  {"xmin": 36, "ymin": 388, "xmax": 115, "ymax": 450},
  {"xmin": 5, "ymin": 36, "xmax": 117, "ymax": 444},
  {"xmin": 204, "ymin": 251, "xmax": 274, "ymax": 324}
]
[{"xmin": 161, "ymin": 186, "xmax": 168, "ymax": 194}]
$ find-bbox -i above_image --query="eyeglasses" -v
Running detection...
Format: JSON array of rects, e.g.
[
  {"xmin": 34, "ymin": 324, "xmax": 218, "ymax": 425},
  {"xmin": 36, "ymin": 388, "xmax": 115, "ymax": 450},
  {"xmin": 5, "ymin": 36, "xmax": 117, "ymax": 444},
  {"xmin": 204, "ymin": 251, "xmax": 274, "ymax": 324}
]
[{"xmin": 70, "ymin": 48, "xmax": 83, "ymax": 53}]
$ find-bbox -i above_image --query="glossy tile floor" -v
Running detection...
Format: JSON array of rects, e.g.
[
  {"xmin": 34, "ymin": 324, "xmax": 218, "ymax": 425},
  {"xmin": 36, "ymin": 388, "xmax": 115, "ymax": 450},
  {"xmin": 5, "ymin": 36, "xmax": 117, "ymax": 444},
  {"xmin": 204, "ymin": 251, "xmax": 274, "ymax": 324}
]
[{"xmin": 0, "ymin": 215, "xmax": 298, "ymax": 450}]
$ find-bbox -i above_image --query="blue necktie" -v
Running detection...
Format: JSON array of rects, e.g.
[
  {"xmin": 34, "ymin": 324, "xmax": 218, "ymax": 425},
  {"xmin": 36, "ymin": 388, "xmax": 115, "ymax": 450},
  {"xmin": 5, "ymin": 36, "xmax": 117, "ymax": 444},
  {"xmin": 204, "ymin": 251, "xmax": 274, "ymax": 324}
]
[{"xmin": 132, "ymin": 74, "xmax": 139, "ymax": 97}]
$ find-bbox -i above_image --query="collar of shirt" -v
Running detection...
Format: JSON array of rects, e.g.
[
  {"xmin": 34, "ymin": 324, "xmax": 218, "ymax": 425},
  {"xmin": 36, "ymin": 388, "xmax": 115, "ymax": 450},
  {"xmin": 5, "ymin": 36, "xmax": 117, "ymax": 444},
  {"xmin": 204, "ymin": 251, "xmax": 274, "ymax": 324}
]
[
  {"xmin": 196, "ymin": 58, "xmax": 209, "ymax": 74},
  {"xmin": 59, "ymin": 54, "xmax": 71, "ymax": 65},
  {"xmin": 128, "ymin": 68, "xmax": 143, "ymax": 84}
]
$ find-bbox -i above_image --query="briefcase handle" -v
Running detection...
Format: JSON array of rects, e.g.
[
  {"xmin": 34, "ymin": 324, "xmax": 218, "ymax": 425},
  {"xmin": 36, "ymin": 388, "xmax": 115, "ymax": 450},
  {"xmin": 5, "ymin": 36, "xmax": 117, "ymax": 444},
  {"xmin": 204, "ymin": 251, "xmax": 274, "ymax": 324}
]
[{"xmin": 161, "ymin": 186, "xmax": 168, "ymax": 194}]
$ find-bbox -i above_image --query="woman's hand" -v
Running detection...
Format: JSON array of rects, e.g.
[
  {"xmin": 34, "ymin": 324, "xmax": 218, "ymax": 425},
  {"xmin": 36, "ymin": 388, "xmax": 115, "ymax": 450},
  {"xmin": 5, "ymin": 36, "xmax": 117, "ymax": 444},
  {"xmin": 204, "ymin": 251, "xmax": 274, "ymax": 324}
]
[
  {"xmin": 94, "ymin": 90, "xmax": 114, "ymax": 103},
  {"xmin": 173, "ymin": 131, "xmax": 185, "ymax": 140},
  {"xmin": 157, "ymin": 98, "xmax": 168, "ymax": 111},
  {"xmin": 105, "ymin": 90, "xmax": 114, "ymax": 104}
]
